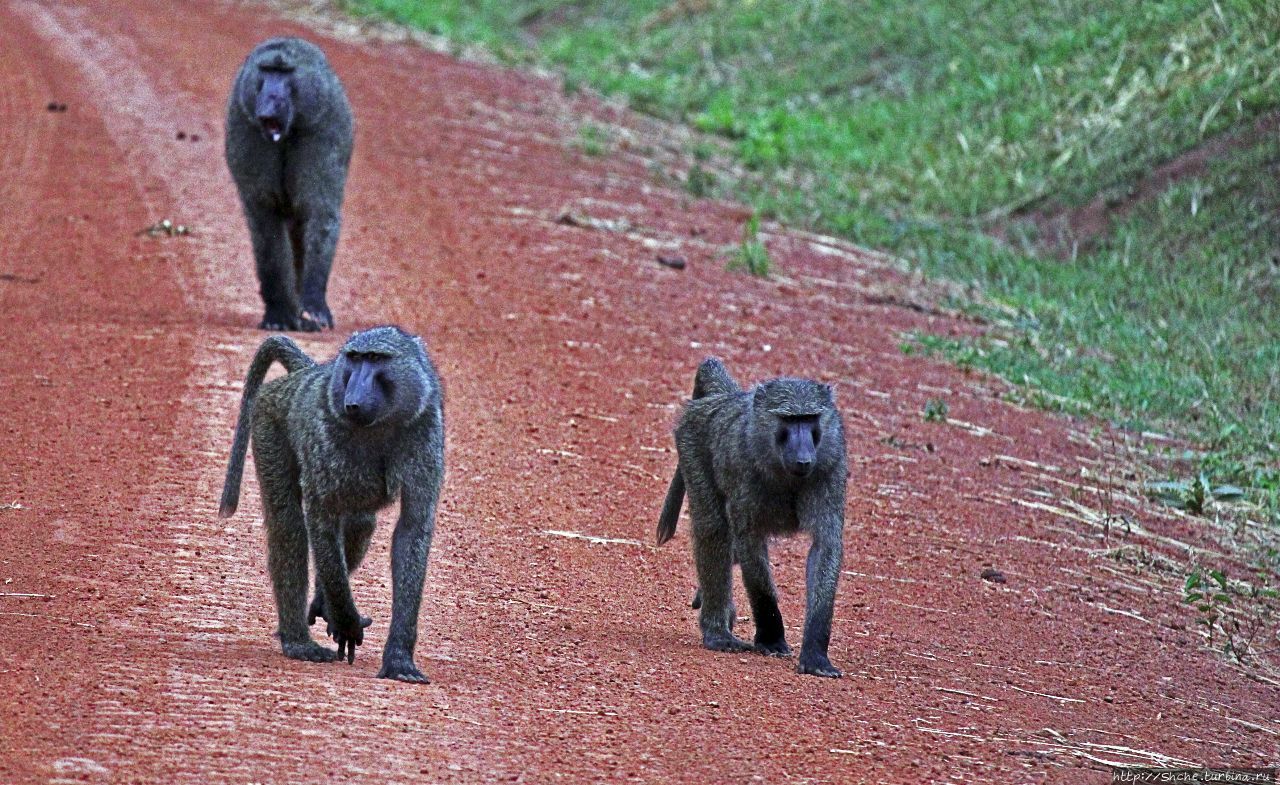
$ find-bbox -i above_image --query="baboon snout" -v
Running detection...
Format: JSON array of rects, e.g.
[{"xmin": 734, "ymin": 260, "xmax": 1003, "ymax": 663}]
[
  {"xmin": 788, "ymin": 458, "xmax": 815, "ymax": 477},
  {"xmin": 342, "ymin": 397, "xmax": 377, "ymax": 426},
  {"xmin": 776, "ymin": 417, "xmax": 820, "ymax": 477},
  {"xmin": 338, "ymin": 358, "xmax": 389, "ymax": 426},
  {"xmin": 254, "ymin": 76, "xmax": 293, "ymax": 143}
]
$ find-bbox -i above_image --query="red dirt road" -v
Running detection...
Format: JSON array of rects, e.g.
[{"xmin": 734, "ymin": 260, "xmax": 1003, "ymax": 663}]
[{"xmin": 0, "ymin": 2, "xmax": 1275, "ymax": 782}]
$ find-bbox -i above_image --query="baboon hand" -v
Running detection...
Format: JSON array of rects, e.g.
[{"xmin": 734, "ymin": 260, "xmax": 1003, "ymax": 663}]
[
  {"xmin": 308, "ymin": 595, "xmax": 372, "ymax": 630},
  {"xmin": 702, "ymin": 632, "xmax": 753, "ymax": 653},
  {"xmin": 754, "ymin": 638, "xmax": 792, "ymax": 658},
  {"xmin": 326, "ymin": 610, "xmax": 366, "ymax": 664}
]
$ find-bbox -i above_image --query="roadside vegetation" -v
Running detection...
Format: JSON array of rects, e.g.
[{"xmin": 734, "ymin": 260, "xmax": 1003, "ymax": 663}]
[{"xmin": 343, "ymin": 0, "xmax": 1280, "ymax": 535}]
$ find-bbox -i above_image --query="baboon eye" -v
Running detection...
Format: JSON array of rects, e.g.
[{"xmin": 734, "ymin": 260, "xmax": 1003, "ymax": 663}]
[
  {"xmin": 341, "ymin": 369, "xmax": 352, "ymax": 386},
  {"xmin": 776, "ymin": 429, "xmax": 788, "ymax": 446},
  {"xmin": 256, "ymin": 79, "xmax": 264, "ymax": 92},
  {"xmin": 812, "ymin": 427, "xmax": 822, "ymax": 446}
]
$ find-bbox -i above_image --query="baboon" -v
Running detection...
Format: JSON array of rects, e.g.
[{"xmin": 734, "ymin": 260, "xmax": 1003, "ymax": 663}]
[
  {"xmin": 220, "ymin": 326, "xmax": 445, "ymax": 683},
  {"xmin": 225, "ymin": 37, "xmax": 353, "ymax": 332},
  {"xmin": 657, "ymin": 357, "xmax": 848, "ymax": 678}
]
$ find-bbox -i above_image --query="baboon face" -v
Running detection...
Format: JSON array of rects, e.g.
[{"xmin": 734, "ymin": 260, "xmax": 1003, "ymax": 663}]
[
  {"xmin": 752, "ymin": 379, "xmax": 835, "ymax": 479},
  {"xmin": 254, "ymin": 67, "xmax": 296, "ymax": 143},
  {"xmin": 331, "ymin": 350, "xmax": 394, "ymax": 427},
  {"xmin": 774, "ymin": 415, "xmax": 822, "ymax": 477},
  {"xmin": 327, "ymin": 327, "xmax": 432, "ymax": 428}
]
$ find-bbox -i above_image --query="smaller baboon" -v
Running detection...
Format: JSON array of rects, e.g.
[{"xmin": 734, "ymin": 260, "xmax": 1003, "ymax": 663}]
[
  {"xmin": 220, "ymin": 326, "xmax": 445, "ymax": 683},
  {"xmin": 657, "ymin": 357, "xmax": 848, "ymax": 678},
  {"xmin": 225, "ymin": 37, "xmax": 353, "ymax": 332}
]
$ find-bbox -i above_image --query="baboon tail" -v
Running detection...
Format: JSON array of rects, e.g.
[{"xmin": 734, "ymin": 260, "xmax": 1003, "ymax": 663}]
[
  {"xmin": 655, "ymin": 469, "xmax": 685, "ymax": 545},
  {"xmin": 657, "ymin": 358, "xmax": 737, "ymax": 545},
  {"xmin": 657, "ymin": 358, "xmax": 739, "ymax": 544},
  {"xmin": 693, "ymin": 356, "xmax": 739, "ymax": 399},
  {"xmin": 218, "ymin": 336, "xmax": 314, "ymax": 518}
]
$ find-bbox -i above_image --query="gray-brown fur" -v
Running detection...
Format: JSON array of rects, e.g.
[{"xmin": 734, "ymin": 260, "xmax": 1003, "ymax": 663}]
[
  {"xmin": 657, "ymin": 357, "xmax": 848, "ymax": 677},
  {"xmin": 220, "ymin": 326, "xmax": 445, "ymax": 683},
  {"xmin": 225, "ymin": 37, "xmax": 353, "ymax": 332}
]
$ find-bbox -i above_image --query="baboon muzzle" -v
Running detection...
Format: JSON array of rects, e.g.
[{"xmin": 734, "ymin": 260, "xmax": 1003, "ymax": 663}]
[
  {"xmin": 255, "ymin": 73, "xmax": 293, "ymax": 143},
  {"xmin": 341, "ymin": 360, "xmax": 384, "ymax": 426}
]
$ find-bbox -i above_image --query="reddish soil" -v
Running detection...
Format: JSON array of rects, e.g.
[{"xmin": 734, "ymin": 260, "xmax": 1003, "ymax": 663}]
[{"xmin": 0, "ymin": 2, "xmax": 1275, "ymax": 782}]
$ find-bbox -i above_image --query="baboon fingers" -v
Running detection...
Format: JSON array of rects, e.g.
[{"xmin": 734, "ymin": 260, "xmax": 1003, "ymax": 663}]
[
  {"xmin": 334, "ymin": 631, "xmax": 363, "ymax": 664},
  {"xmin": 797, "ymin": 649, "xmax": 841, "ymax": 678}
]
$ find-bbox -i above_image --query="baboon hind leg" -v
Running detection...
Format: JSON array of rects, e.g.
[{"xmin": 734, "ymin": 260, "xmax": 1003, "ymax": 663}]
[
  {"xmin": 257, "ymin": 434, "xmax": 336, "ymax": 663},
  {"xmin": 688, "ymin": 489, "xmax": 751, "ymax": 653},
  {"xmin": 246, "ymin": 208, "xmax": 304, "ymax": 332},
  {"xmin": 286, "ymin": 218, "xmax": 324, "ymax": 332},
  {"xmin": 294, "ymin": 205, "xmax": 340, "ymax": 330},
  {"xmin": 736, "ymin": 531, "xmax": 790, "ymax": 656},
  {"xmin": 308, "ymin": 512, "xmax": 376, "ymax": 630}
]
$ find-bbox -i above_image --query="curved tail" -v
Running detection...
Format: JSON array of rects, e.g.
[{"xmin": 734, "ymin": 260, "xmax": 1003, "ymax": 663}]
[
  {"xmin": 218, "ymin": 336, "xmax": 314, "ymax": 518},
  {"xmin": 692, "ymin": 356, "xmax": 738, "ymax": 399},
  {"xmin": 656, "ymin": 357, "xmax": 741, "ymax": 545},
  {"xmin": 655, "ymin": 470, "xmax": 685, "ymax": 545}
]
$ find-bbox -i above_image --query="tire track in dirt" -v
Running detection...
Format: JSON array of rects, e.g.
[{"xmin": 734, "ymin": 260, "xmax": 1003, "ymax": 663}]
[
  {"xmin": 9, "ymin": 2, "xmax": 484, "ymax": 781},
  {"xmin": 0, "ymin": 5, "xmax": 198, "ymax": 782},
  {"xmin": 0, "ymin": 0, "xmax": 1276, "ymax": 782}
]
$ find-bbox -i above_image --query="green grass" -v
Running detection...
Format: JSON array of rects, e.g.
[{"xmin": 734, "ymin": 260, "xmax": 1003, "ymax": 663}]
[
  {"xmin": 573, "ymin": 122, "xmax": 610, "ymax": 156},
  {"xmin": 727, "ymin": 213, "xmax": 772, "ymax": 276},
  {"xmin": 342, "ymin": 0, "xmax": 1280, "ymax": 524}
]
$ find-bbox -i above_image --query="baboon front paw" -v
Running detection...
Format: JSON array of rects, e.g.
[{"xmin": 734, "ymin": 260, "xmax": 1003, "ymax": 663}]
[
  {"xmin": 797, "ymin": 652, "xmax": 842, "ymax": 678},
  {"xmin": 754, "ymin": 638, "xmax": 792, "ymax": 658},
  {"xmin": 703, "ymin": 633, "xmax": 753, "ymax": 653},
  {"xmin": 309, "ymin": 596, "xmax": 372, "ymax": 630},
  {"xmin": 377, "ymin": 656, "xmax": 430, "ymax": 684},
  {"xmin": 300, "ymin": 302, "xmax": 333, "ymax": 330},
  {"xmin": 324, "ymin": 615, "xmax": 373, "ymax": 639},
  {"xmin": 281, "ymin": 639, "xmax": 340, "ymax": 662},
  {"xmin": 326, "ymin": 612, "xmax": 365, "ymax": 664}
]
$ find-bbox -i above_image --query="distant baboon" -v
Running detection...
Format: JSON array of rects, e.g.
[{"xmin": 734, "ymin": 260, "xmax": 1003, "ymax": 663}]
[
  {"xmin": 657, "ymin": 357, "xmax": 848, "ymax": 678},
  {"xmin": 225, "ymin": 37, "xmax": 353, "ymax": 332},
  {"xmin": 220, "ymin": 327, "xmax": 445, "ymax": 683}
]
